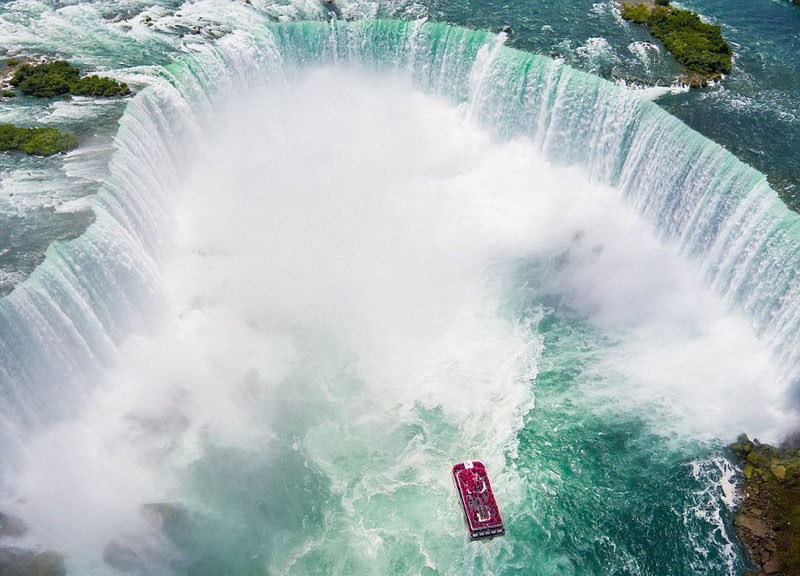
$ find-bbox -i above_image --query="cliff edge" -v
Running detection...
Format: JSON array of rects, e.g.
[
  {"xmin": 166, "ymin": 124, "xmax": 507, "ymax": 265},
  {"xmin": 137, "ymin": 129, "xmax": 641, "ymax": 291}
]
[{"xmin": 730, "ymin": 435, "xmax": 800, "ymax": 576}]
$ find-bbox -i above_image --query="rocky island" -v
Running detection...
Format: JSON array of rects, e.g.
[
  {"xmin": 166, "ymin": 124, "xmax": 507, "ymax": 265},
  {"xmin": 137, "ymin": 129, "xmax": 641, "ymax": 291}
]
[
  {"xmin": 730, "ymin": 435, "xmax": 800, "ymax": 576},
  {"xmin": 6, "ymin": 60, "xmax": 130, "ymax": 98},
  {"xmin": 619, "ymin": 0, "xmax": 732, "ymax": 87},
  {"xmin": 0, "ymin": 58, "xmax": 131, "ymax": 155}
]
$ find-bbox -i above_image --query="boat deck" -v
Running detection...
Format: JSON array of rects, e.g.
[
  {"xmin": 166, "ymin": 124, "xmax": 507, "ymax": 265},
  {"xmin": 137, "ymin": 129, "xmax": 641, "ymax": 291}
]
[{"xmin": 452, "ymin": 460, "xmax": 505, "ymax": 540}]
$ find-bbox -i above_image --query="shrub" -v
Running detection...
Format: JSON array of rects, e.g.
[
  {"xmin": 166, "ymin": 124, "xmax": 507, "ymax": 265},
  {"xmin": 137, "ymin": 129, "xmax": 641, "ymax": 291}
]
[
  {"xmin": 0, "ymin": 123, "xmax": 78, "ymax": 155},
  {"xmin": 71, "ymin": 75, "xmax": 130, "ymax": 97},
  {"xmin": 10, "ymin": 60, "xmax": 130, "ymax": 98},
  {"xmin": 11, "ymin": 60, "xmax": 78, "ymax": 97},
  {"xmin": 620, "ymin": 4, "xmax": 651, "ymax": 24}
]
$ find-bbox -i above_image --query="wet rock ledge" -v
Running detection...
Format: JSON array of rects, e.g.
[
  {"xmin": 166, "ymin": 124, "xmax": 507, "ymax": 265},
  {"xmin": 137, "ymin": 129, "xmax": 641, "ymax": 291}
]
[
  {"xmin": 731, "ymin": 434, "xmax": 800, "ymax": 576},
  {"xmin": 0, "ymin": 512, "xmax": 64, "ymax": 576}
]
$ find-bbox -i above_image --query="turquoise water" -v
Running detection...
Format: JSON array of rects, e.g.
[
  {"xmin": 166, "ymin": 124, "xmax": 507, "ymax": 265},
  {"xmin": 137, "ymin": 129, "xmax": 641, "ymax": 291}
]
[
  {"xmin": 0, "ymin": 3, "xmax": 797, "ymax": 576},
  {"xmin": 426, "ymin": 0, "xmax": 800, "ymax": 207}
]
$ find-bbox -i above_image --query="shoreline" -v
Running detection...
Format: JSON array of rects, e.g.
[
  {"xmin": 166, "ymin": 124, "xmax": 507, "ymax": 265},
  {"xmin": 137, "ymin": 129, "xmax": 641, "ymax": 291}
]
[{"xmin": 730, "ymin": 435, "xmax": 800, "ymax": 576}]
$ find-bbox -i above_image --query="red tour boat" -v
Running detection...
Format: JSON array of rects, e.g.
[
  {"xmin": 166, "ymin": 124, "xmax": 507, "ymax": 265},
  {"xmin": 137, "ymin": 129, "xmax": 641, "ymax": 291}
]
[{"xmin": 452, "ymin": 460, "xmax": 505, "ymax": 539}]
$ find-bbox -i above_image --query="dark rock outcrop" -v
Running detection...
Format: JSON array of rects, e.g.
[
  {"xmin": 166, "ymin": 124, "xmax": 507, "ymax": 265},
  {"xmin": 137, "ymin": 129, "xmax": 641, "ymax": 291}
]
[
  {"xmin": 731, "ymin": 434, "xmax": 800, "ymax": 576},
  {"xmin": 28, "ymin": 551, "xmax": 65, "ymax": 576},
  {"xmin": 140, "ymin": 502, "xmax": 192, "ymax": 546},
  {"xmin": 0, "ymin": 549, "xmax": 65, "ymax": 576},
  {"xmin": 102, "ymin": 540, "xmax": 142, "ymax": 573},
  {"xmin": 0, "ymin": 512, "xmax": 27, "ymax": 537},
  {"xmin": 101, "ymin": 502, "xmax": 195, "ymax": 573}
]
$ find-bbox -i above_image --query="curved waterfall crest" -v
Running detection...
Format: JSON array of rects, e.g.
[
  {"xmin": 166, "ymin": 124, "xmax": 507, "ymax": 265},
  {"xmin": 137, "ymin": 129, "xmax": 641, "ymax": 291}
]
[{"xmin": 1, "ymin": 18, "xmax": 798, "ymax": 446}]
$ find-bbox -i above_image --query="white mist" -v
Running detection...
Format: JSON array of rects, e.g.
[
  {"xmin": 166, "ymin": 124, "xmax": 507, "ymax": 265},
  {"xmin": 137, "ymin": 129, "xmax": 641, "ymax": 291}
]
[{"xmin": 4, "ymin": 66, "xmax": 792, "ymax": 572}]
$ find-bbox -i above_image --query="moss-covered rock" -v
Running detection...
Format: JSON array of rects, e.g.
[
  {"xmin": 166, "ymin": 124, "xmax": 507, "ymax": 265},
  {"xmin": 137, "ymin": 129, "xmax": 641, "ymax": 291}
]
[
  {"xmin": 730, "ymin": 434, "xmax": 800, "ymax": 576},
  {"xmin": 0, "ymin": 123, "xmax": 77, "ymax": 155},
  {"xmin": 10, "ymin": 60, "xmax": 130, "ymax": 98}
]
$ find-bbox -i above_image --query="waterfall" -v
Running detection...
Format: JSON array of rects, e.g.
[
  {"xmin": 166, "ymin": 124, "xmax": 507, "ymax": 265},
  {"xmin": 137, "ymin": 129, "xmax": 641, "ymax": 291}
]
[
  {"xmin": 1, "ymin": 17, "xmax": 794, "ymax": 574},
  {"xmin": 1, "ymin": 17, "xmax": 797, "ymax": 468}
]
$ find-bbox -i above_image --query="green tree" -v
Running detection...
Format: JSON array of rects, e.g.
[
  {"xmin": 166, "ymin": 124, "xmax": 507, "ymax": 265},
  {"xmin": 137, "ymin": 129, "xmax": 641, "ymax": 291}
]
[
  {"xmin": 10, "ymin": 60, "xmax": 130, "ymax": 98},
  {"xmin": 0, "ymin": 123, "xmax": 78, "ymax": 155}
]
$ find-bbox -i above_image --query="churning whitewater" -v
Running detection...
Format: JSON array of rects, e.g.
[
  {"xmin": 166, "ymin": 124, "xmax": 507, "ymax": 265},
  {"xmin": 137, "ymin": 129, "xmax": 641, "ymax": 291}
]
[{"xmin": 0, "ymin": 14, "xmax": 798, "ymax": 576}]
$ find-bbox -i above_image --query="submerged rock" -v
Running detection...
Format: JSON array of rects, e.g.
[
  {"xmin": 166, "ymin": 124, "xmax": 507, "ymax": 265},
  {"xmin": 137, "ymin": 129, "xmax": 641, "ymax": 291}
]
[
  {"xmin": 0, "ymin": 511, "xmax": 27, "ymax": 537},
  {"xmin": 140, "ymin": 503, "xmax": 192, "ymax": 545},
  {"xmin": 0, "ymin": 548, "xmax": 34, "ymax": 576},
  {"xmin": 28, "ymin": 551, "xmax": 65, "ymax": 576},
  {"xmin": 0, "ymin": 548, "xmax": 65, "ymax": 576},
  {"xmin": 103, "ymin": 540, "xmax": 141, "ymax": 573},
  {"xmin": 99, "ymin": 503, "xmax": 199, "ymax": 574},
  {"xmin": 186, "ymin": 556, "xmax": 235, "ymax": 576}
]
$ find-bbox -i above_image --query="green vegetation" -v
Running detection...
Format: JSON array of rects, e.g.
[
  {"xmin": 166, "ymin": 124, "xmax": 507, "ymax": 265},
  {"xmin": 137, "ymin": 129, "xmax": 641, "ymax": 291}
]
[
  {"xmin": 9, "ymin": 60, "xmax": 130, "ymax": 98},
  {"xmin": 1, "ymin": 89, "xmax": 14, "ymax": 98},
  {"xmin": 731, "ymin": 435, "xmax": 800, "ymax": 575},
  {"xmin": 5, "ymin": 58, "xmax": 20, "ymax": 67},
  {"xmin": 0, "ymin": 123, "xmax": 77, "ymax": 155},
  {"xmin": 71, "ymin": 75, "xmax": 131, "ymax": 97},
  {"xmin": 620, "ymin": 2, "xmax": 732, "ymax": 83}
]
